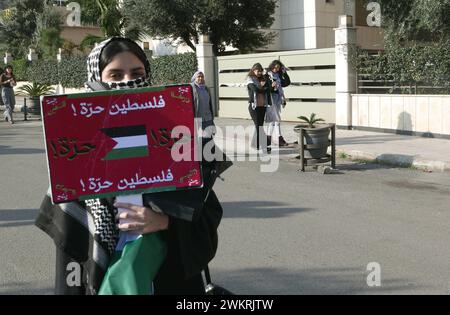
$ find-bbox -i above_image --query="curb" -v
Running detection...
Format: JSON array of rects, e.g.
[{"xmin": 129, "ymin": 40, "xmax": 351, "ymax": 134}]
[
  {"xmin": 217, "ymin": 137, "xmax": 450, "ymax": 172},
  {"xmin": 338, "ymin": 149, "xmax": 450, "ymax": 173}
]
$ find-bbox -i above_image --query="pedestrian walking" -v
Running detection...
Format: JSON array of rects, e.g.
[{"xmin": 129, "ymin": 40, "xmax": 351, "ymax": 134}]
[
  {"xmin": 35, "ymin": 37, "xmax": 224, "ymax": 295},
  {"xmin": 265, "ymin": 60, "xmax": 291, "ymax": 148},
  {"xmin": 1, "ymin": 65, "xmax": 17, "ymax": 124},
  {"xmin": 246, "ymin": 63, "xmax": 271, "ymax": 151}
]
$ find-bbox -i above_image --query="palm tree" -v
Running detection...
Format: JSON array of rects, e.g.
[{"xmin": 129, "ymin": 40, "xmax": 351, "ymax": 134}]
[
  {"xmin": 97, "ymin": 0, "xmax": 122, "ymax": 37},
  {"xmin": 80, "ymin": 0, "xmax": 147, "ymax": 50}
]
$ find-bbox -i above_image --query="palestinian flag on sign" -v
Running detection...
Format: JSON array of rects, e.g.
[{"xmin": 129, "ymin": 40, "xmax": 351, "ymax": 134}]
[{"xmin": 101, "ymin": 125, "xmax": 149, "ymax": 160}]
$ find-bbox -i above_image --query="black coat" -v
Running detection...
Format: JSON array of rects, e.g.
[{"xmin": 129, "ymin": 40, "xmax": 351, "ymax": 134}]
[
  {"xmin": 247, "ymin": 76, "xmax": 272, "ymax": 106},
  {"xmin": 35, "ymin": 80, "xmax": 231, "ymax": 294},
  {"xmin": 35, "ymin": 160, "xmax": 226, "ymax": 295}
]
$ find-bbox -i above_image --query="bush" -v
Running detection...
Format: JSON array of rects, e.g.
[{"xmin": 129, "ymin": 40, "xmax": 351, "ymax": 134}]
[
  {"xmin": 26, "ymin": 59, "xmax": 59, "ymax": 86},
  {"xmin": 26, "ymin": 56, "xmax": 87, "ymax": 88},
  {"xmin": 59, "ymin": 56, "xmax": 88, "ymax": 88},
  {"xmin": 22, "ymin": 52, "xmax": 198, "ymax": 89},
  {"xmin": 149, "ymin": 53, "xmax": 198, "ymax": 85},
  {"xmin": 355, "ymin": 41, "xmax": 450, "ymax": 94},
  {"xmin": 11, "ymin": 59, "xmax": 29, "ymax": 81}
]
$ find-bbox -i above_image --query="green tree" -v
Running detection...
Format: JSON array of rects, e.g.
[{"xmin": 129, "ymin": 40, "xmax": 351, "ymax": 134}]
[
  {"xmin": 357, "ymin": 0, "xmax": 450, "ymax": 93},
  {"xmin": 96, "ymin": 0, "xmax": 122, "ymax": 37},
  {"xmin": 77, "ymin": 0, "xmax": 101, "ymax": 25},
  {"xmin": 35, "ymin": 2, "xmax": 64, "ymax": 58},
  {"xmin": 39, "ymin": 27, "xmax": 63, "ymax": 58},
  {"xmin": 80, "ymin": 0, "xmax": 146, "ymax": 50},
  {"xmin": 0, "ymin": 0, "xmax": 14, "ymax": 10},
  {"xmin": 0, "ymin": 0, "xmax": 44, "ymax": 58},
  {"xmin": 374, "ymin": 0, "xmax": 450, "ymax": 43},
  {"xmin": 121, "ymin": 0, "xmax": 277, "ymax": 54}
]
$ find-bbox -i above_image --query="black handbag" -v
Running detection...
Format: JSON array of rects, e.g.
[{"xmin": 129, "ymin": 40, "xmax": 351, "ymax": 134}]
[{"xmin": 204, "ymin": 266, "xmax": 234, "ymax": 295}]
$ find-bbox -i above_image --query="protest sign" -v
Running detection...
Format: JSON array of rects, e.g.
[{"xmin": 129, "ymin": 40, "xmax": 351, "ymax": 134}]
[{"xmin": 41, "ymin": 84, "xmax": 202, "ymax": 204}]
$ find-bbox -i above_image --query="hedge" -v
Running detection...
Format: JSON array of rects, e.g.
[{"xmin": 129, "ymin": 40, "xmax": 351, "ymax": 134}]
[
  {"xmin": 19, "ymin": 52, "xmax": 197, "ymax": 89},
  {"xmin": 354, "ymin": 41, "xmax": 450, "ymax": 94},
  {"xmin": 148, "ymin": 53, "xmax": 198, "ymax": 86},
  {"xmin": 26, "ymin": 57, "xmax": 87, "ymax": 88},
  {"xmin": 11, "ymin": 59, "xmax": 29, "ymax": 81}
]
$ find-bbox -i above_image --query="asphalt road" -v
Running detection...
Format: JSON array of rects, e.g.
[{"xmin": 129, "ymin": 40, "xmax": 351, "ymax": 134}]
[{"xmin": 1, "ymin": 120, "xmax": 450, "ymax": 295}]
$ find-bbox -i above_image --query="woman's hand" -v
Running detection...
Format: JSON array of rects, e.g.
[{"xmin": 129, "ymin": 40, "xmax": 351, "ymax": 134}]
[{"xmin": 115, "ymin": 202, "xmax": 169, "ymax": 235}]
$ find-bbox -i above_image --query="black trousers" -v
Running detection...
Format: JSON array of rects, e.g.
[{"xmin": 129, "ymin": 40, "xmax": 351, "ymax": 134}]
[{"xmin": 248, "ymin": 105, "xmax": 267, "ymax": 149}]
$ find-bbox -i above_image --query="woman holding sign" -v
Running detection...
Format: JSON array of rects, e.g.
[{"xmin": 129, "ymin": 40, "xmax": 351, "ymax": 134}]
[{"xmin": 35, "ymin": 38, "xmax": 225, "ymax": 295}]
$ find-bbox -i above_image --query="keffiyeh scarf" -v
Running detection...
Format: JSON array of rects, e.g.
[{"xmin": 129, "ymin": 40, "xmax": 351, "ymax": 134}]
[
  {"xmin": 84, "ymin": 37, "xmax": 155, "ymax": 256},
  {"xmin": 86, "ymin": 37, "xmax": 151, "ymax": 91}
]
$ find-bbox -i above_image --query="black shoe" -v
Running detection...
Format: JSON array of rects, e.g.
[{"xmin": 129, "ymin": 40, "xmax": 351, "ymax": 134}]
[{"xmin": 279, "ymin": 136, "xmax": 289, "ymax": 147}]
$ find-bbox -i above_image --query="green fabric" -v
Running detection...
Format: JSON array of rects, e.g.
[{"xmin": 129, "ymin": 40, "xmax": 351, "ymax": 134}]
[{"xmin": 98, "ymin": 232, "xmax": 167, "ymax": 295}]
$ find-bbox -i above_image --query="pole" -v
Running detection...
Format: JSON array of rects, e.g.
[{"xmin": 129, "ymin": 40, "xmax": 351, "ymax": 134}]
[{"xmin": 23, "ymin": 97, "xmax": 28, "ymax": 121}]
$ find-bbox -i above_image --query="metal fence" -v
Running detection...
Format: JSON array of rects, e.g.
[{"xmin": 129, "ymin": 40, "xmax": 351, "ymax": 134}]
[
  {"xmin": 0, "ymin": 97, "xmax": 41, "ymax": 121},
  {"xmin": 356, "ymin": 50, "xmax": 450, "ymax": 95},
  {"xmin": 357, "ymin": 74, "xmax": 450, "ymax": 95},
  {"xmin": 217, "ymin": 48, "xmax": 336, "ymax": 123}
]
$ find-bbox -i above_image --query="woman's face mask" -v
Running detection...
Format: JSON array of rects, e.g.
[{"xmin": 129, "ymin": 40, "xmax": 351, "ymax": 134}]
[
  {"xmin": 86, "ymin": 38, "xmax": 151, "ymax": 91},
  {"xmin": 101, "ymin": 51, "xmax": 148, "ymax": 90}
]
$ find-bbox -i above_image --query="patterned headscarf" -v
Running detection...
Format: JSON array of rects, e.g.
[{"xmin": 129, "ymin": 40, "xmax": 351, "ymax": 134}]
[
  {"xmin": 84, "ymin": 37, "xmax": 152, "ymax": 255},
  {"xmin": 86, "ymin": 37, "xmax": 151, "ymax": 90}
]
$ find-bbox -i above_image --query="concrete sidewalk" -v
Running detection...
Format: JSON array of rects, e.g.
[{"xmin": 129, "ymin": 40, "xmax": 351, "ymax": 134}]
[
  {"xmin": 214, "ymin": 118, "xmax": 450, "ymax": 173},
  {"xmin": 2, "ymin": 110, "xmax": 449, "ymax": 172}
]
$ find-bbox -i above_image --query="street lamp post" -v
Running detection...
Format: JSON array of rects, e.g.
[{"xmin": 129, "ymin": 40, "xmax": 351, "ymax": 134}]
[{"xmin": 56, "ymin": 48, "xmax": 64, "ymax": 94}]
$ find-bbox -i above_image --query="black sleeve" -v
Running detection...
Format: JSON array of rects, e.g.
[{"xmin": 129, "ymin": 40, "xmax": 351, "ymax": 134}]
[
  {"xmin": 247, "ymin": 83, "xmax": 257, "ymax": 103},
  {"xmin": 165, "ymin": 190, "xmax": 223, "ymax": 279},
  {"xmin": 264, "ymin": 74, "xmax": 277, "ymax": 93},
  {"xmin": 247, "ymin": 82, "xmax": 259, "ymax": 94},
  {"xmin": 281, "ymin": 72, "xmax": 291, "ymax": 87}
]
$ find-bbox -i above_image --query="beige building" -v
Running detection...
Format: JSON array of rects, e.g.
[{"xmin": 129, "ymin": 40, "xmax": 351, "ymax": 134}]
[
  {"xmin": 267, "ymin": 0, "xmax": 383, "ymax": 51},
  {"xmin": 53, "ymin": 5, "xmax": 103, "ymax": 47},
  {"xmin": 137, "ymin": 0, "xmax": 383, "ymax": 54}
]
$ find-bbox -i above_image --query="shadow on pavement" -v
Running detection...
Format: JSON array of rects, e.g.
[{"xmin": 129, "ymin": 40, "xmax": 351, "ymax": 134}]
[
  {"xmin": 0, "ymin": 282, "xmax": 53, "ymax": 295},
  {"xmin": 334, "ymin": 162, "xmax": 397, "ymax": 172},
  {"xmin": 0, "ymin": 145, "xmax": 45, "ymax": 155},
  {"xmin": 336, "ymin": 135, "xmax": 411, "ymax": 145},
  {"xmin": 0, "ymin": 208, "xmax": 38, "ymax": 228},
  {"xmin": 221, "ymin": 201, "xmax": 314, "ymax": 219},
  {"xmin": 211, "ymin": 267, "xmax": 424, "ymax": 295}
]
